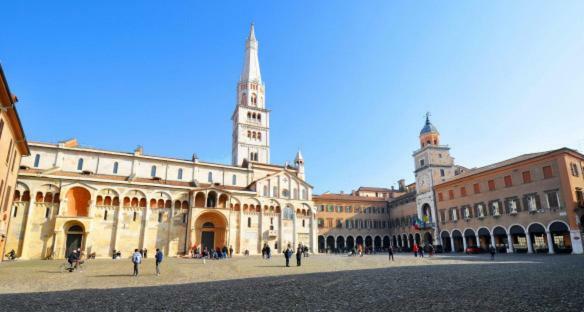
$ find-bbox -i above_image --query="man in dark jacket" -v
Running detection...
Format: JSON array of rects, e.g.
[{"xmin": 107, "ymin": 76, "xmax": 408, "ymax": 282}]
[
  {"xmin": 283, "ymin": 244, "xmax": 293, "ymax": 267},
  {"xmin": 296, "ymin": 244, "xmax": 303, "ymax": 266},
  {"xmin": 155, "ymin": 248, "xmax": 163, "ymax": 276}
]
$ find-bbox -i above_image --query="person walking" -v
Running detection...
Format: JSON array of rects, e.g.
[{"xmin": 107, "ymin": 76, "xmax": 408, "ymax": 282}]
[
  {"xmin": 155, "ymin": 248, "xmax": 163, "ymax": 276},
  {"xmin": 489, "ymin": 245, "xmax": 496, "ymax": 260},
  {"xmin": 266, "ymin": 244, "xmax": 271, "ymax": 259},
  {"xmin": 283, "ymin": 244, "xmax": 293, "ymax": 267},
  {"xmin": 229, "ymin": 245, "xmax": 234, "ymax": 258},
  {"xmin": 413, "ymin": 243, "xmax": 419, "ymax": 257},
  {"xmin": 296, "ymin": 244, "xmax": 303, "ymax": 267},
  {"xmin": 132, "ymin": 249, "xmax": 142, "ymax": 276},
  {"xmin": 388, "ymin": 246, "xmax": 394, "ymax": 261}
]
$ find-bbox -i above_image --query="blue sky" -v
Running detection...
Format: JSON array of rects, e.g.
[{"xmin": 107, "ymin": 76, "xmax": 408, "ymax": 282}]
[{"xmin": 1, "ymin": 1, "xmax": 583, "ymax": 193}]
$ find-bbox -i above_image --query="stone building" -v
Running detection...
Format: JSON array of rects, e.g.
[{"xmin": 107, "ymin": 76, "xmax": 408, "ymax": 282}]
[
  {"xmin": 314, "ymin": 192, "xmax": 393, "ymax": 253},
  {"xmin": 434, "ymin": 148, "xmax": 584, "ymax": 254},
  {"xmin": 0, "ymin": 64, "xmax": 30, "ymax": 261},
  {"xmin": 5, "ymin": 25, "xmax": 316, "ymax": 260}
]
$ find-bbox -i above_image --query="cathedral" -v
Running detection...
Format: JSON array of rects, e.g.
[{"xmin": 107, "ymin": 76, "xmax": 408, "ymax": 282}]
[{"xmin": 5, "ymin": 25, "xmax": 317, "ymax": 260}]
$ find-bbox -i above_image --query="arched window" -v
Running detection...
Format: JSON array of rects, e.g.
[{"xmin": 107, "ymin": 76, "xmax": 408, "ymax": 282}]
[
  {"xmin": 247, "ymin": 131, "xmax": 251, "ymax": 138},
  {"xmin": 103, "ymin": 210, "xmax": 108, "ymax": 220},
  {"xmin": 208, "ymin": 172, "xmax": 213, "ymax": 183},
  {"xmin": 232, "ymin": 174, "xmax": 237, "ymax": 185},
  {"xmin": 178, "ymin": 168, "xmax": 183, "ymax": 180},
  {"xmin": 252, "ymin": 113, "xmax": 256, "ymax": 119},
  {"xmin": 258, "ymin": 132, "xmax": 262, "ymax": 140},
  {"xmin": 252, "ymin": 132, "xmax": 256, "ymax": 139},
  {"xmin": 257, "ymin": 114, "xmax": 261, "ymax": 121},
  {"xmin": 241, "ymin": 93, "xmax": 247, "ymax": 106},
  {"xmin": 113, "ymin": 162, "xmax": 119, "ymax": 174},
  {"xmin": 251, "ymin": 93, "xmax": 257, "ymax": 106},
  {"xmin": 151, "ymin": 165, "xmax": 157, "ymax": 177},
  {"xmin": 77, "ymin": 158, "xmax": 84, "ymax": 171},
  {"xmin": 282, "ymin": 189, "xmax": 290, "ymax": 198},
  {"xmin": 33, "ymin": 154, "xmax": 40, "ymax": 168},
  {"xmin": 247, "ymin": 112, "xmax": 251, "ymax": 119}
]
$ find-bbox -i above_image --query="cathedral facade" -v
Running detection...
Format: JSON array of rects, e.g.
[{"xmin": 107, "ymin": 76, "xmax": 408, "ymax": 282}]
[{"xmin": 5, "ymin": 25, "xmax": 316, "ymax": 260}]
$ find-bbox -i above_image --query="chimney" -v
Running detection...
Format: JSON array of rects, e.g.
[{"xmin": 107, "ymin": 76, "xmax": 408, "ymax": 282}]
[
  {"xmin": 134, "ymin": 145, "xmax": 143, "ymax": 156},
  {"xmin": 60, "ymin": 138, "xmax": 78, "ymax": 148},
  {"xmin": 398, "ymin": 179, "xmax": 406, "ymax": 191}
]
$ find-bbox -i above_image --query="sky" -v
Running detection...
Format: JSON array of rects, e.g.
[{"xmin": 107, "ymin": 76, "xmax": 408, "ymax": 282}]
[{"xmin": 1, "ymin": 1, "xmax": 583, "ymax": 194}]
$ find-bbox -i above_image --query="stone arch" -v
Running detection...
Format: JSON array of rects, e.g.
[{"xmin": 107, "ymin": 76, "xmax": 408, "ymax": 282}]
[
  {"xmin": 194, "ymin": 192, "xmax": 206, "ymax": 208},
  {"xmin": 463, "ymin": 228, "xmax": 477, "ymax": 247},
  {"xmin": 326, "ymin": 235, "xmax": 335, "ymax": 251},
  {"xmin": 548, "ymin": 220, "xmax": 572, "ymax": 254},
  {"xmin": 365, "ymin": 235, "xmax": 373, "ymax": 248},
  {"xmin": 374, "ymin": 236, "xmax": 382, "ymax": 250},
  {"xmin": 477, "ymin": 227, "xmax": 491, "ymax": 250},
  {"xmin": 346, "ymin": 236, "xmax": 355, "ymax": 249},
  {"xmin": 217, "ymin": 193, "xmax": 229, "ymax": 208},
  {"xmin": 528, "ymin": 222, "xmax": 547, "ymax": 253},
  {"xmin": 383, "ymin": 236, "xmax": 390, "ymax": 249},
  {"xmin": 195, "ymin": 211, "xmax": 228, "ymax": 251},
  {"xmin": 336, "ymin": 236, "xmax": 345, "ymax": 251},
  {"xmin": 441, "ymin": 231, "xmax": 452, "ymax": 252},
  {"xmin": 509, "ymin": 224, "xmax": 527, "ymax": 253},
  {"xmin": 66, "ymin": 187, "xmax": 91, "ymax": 217},
  {"xmin": 451, "ymin": 229, "xmax": 464, "ymax": 252}
]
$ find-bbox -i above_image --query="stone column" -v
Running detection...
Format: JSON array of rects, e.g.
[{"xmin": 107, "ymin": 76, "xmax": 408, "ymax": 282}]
[
  {"xmin": 507, "ymin": 233, "xmax": 514, "ymax": 253},
  {"xmin": 167, "ymin": 204, "xmax": 175, "ymax": 256},
  {"xmin": 19, "ymin": 196, "xmax": 36, "ymax": 259},
  {"xmin": 140, "ymin": 202, "xmax": 151, "ymax": 250},
  {"xmin": 450, "ymin": 236, "xmax": 455, "ymax": 253},
  {"xmin": 546, "ymin": 231, "xmax": 554, "ymax": 254},
  {"xmin": 112, "ymin": 203, "xmax": 122, "ymax": 255},
  {"xmin": 238, "ymin": 207, "xmax": 243, "ymax": 254},
  {"xmin": 462, "ymin": 236, "xmax": 467, "ymax": 251},
  {"xmin": 526, "ymin": 234, "xmax": 534, "ymax": 254},
  {"xmin": 490, "ymin": 234, "xmax": 496, "ymax": 249}
]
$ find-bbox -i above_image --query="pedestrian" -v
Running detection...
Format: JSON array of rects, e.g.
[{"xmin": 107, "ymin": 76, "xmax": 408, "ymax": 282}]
[
  {"xmin": 413, "ymin": 243, "xmax": 419, "ymax": 257},
  {"xmin": 296, "ymin": 244, "xmax": 303, "ymax": 266},
  {"xmin": 388, "ymin": 246, "xmax": 394, "ymax": 261},
  {"xmin": 132, "ymin": 249, "xmax": 142, "ymax": 276},
  {"xmin": 489, "ymin": 245, "xmax": 496, "ymax": 260},
  {"xmin": 262, "ymin": 243, "xmax": 267, "ymax": 259},
  {"xmin": 419, "ymin": 245, "xmax": 424, "ymax": 258},
  {"xmin": 266, "ymin": 244, "xmax": 271, "ymax": 259},
  {"xmin": 229, "ymin": 245, "xmax": 234, "ymax": 258},
  {"xmin": 155, "ymin": 248, "xmax": 163, "ymax": 276},
  {"xmin": 222, "ymin": 246, "xmax": 228, "ymax": 259},
  {"xmin": 283, "ymin": 244, "xmax": 293, "ymax": 267}
]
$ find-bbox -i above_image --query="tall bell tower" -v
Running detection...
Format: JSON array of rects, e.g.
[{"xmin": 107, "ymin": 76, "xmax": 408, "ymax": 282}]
[{"xmin": 232, "ymin": 24, "xmax": 271, "ymax": 166}]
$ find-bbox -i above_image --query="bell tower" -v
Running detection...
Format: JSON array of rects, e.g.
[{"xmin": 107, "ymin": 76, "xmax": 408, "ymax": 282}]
[{"xmin": 232, "ymin": 24, "xmax": 271, "ymax": 166}]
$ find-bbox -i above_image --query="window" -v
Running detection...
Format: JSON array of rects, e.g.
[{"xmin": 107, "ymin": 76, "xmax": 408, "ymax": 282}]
[
  {"xmin": 133, "ymin": 211, "xmax": 137, "ymax": 222},
  {"xmin": 506, "ymin": 198, "xmax": 520, "ymax": 214},
  {"xmin": 178, "ymin": 169, "xmax": 183, "ymax": 180},
  {"xmin": 104, "ymin": 210, "xmax": 108, "ymax": 220},
  {"xmin": 345, "ymin": 206, "xmax": 352, "ymax": 213},
  {"xmin": 182, "ymin": 213, "xmax": 187, "ymax": 224},
  {"xmin": 570, "ymin": 163, "xmax": 579, "ymax": 177},
  {"xmin": 546, "ymin": 190, "xmax": 560, "ymax": 209},
  {"xmin": 327, "ymin": 205, "xmax": 334, "ymax": 212},
  {"xmin": 488, "ymin": 180, "xmax": 496, "ymax": 191},
  {"xmin": 273, "ymin": 186, "xmax": 278, "ymax": 197},
  {"xmin": 336, "ymin": 219, "xmax": 342, "ymax": 228},
  {"xmin": 5, "ymin": 139, "xmax": 12, "ymax": 163},
  {"xmin": 282, "ymin": 189, "xmax": 289, "ymax": 198},
  {"xmin": 336, "ymin": 206, "xmax": 342, "ymax": 213},
  {"xmin": 0, "ymin": 120, "xmax": 3, "ymax": 140},
  {"xmin": 543, "ymin": 166, "xmax": 553, "ymax": 179},
  {"xmin": 522, "ymin": 171, "xmax": 531, "ymax": 184},
  {"xmin": 345, "ymin": 220, "xmax": 350, "ymax": 228},
  {"xmin": 302, "ymin": 219, "xmax": 305, "ymax": 227},
  {"xmin": 440, "ymin": 209, "xmax": 446, "ymax": 223},
  {"xmin": 460, "ymin": 187, "xmax": 467, "ymax": 197},
  {"xmin": 524, "ymin": 194, "xmax": 539, "ymax": 212},
  {"xmin": 248, "ymin": 217, "xmax": 252, "ymax": 228},
  {"xmin": 317, "ymin": 218, "xmax": 324, "ymax": 228},
  {"xmin": 473, "ymin": 183, "xmax": 480, "ymax": 194},
  {"xmin": 113, "ymin": 162, "xmax": 119, "ymax": 174},
  {"xmin": 232, "ymin": 174, "xmax": 236, "ymax": 185},
  {"xmin": 158, "ymin": 212, "xmax": 163, "ymax": 222},
  {"xmin": 263, "ymin": 185, "xmax": 268, "ymax": 196},
  {"xmin": 504, "ymin": 175, "xmax": 513, "ymax": 188},
  {"xmin": 420, "ymin": 159, "xmax": 425, "ymax": 167},
  {"xmin": 438, "ymin": 192, "xmax": 444, "ymax": 201},
  {"xmin": 448, "ymin": 190, "xmax": 454, "ymax": 200},
  {"xmin": 77, "ymin": 158, "xmax": 84, "ymax": 171},
  {"xmin": 45, "ymin": 207, "xmax": 51, "ymax": 219},
  {"xmin": 208, "ymin": 172, "xmax": 213, "ymax": 183},
  {"xmin": 151, "ymin": 165, "xmax": 157, "ymax": 177},
  {"xmin": 440, "ymin": 169, "xmax": 445, "ymax": 177},
  {"xmin": 13, "ymin": 206, "xmax": 17, "ymax": 217},
  {"xmin": 33, "ymin": 154, "xmax": 41, "ymax": 168}
]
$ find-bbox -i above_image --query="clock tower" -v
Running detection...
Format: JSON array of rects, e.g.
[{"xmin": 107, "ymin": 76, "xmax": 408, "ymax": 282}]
[{"xmin": 413, "ymin": 113, "xmax": 455, "ymax": 246}]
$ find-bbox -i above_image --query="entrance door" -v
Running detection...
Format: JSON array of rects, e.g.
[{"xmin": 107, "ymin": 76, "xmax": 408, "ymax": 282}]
[
  {"xmin": 202, "ymin": 231, "xmax": 215, "ymax": 250},
  {"xmin": 66, "ymin": 234, "xmax": 82, "ymax": 256}
]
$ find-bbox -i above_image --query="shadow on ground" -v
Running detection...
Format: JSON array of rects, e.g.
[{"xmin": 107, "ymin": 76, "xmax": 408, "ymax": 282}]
[{"xmin": 1, "ymin": 259, "xmax": 582, "ymax": 312}]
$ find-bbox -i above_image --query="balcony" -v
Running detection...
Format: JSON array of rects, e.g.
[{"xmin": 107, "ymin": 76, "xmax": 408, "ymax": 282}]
[{"xmin": 418, "ymin": 222, "xmax": 435, "ymax": 230}]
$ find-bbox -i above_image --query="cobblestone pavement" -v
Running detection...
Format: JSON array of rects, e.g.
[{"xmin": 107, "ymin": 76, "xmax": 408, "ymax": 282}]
[{"xmin": 0, "ymin": 253, "xmax": 583, "ymax": 311}]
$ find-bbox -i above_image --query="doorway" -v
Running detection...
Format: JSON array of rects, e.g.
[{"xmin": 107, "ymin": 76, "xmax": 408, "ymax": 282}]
[
  {"xmin": 202, "ymin": 231, "xmax": 215, "ymax": 250},
  {"xmin": 65, "ymin": 224, "xmax": 84, "ymax": 256}
]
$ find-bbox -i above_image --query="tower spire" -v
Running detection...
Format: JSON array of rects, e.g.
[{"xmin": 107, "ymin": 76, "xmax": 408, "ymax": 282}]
[{"xmin": 240, "ymin": 23, "xmax": 262, "ymax": 83}]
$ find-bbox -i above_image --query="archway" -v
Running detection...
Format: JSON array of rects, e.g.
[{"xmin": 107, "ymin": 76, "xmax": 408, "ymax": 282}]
[
  {"xmin": 326, "ymin": 236, "xmax": 335, "ymax": 252},
  {"xmin": 492, "ymin": 226, "xmax": 508, "ymax": 253},
  {"xmin": 374, "ymin": 236, "xmax": 382, "ymax": 251},
  {"xmin": 414, "ymin": 233, "xmax": 421, "ymax": 245},
  {"xmin": 423, "ymin": 232, "xmax": 433, "ymax": 245},
  {"xmin": 464, "ymin": 229, "xmax": 477, "ymax": 248},
  {"xmin": 528, "ymin": 223, "xmax": 547, "ymax": 253},
  {"xmin": 441, "ymin": 231, "xmax": 452, "ymax": 252},
  {"xmin": 336, "ymin": 236, "xmax": 345, "ymax": 252},
  {"xmin": 195, "ymin": 211, "xmax": 227, "ymax": 251},
  {"xmin": 318, "ymin": 235, "xmax": 325, "ymax": 252},
  {"xmin": 346, "ymin": 236, "xmax": 355, "ymax": 250},
  {"xmin": 356, "ymin": 236, "xmax": 364, "ymax": 248},
  {"xmin": 383, "ymin": 236, "xmax": 390, "ymax": 250},
  {"xmin": 452, "ymin": 230, "xmax": 463, "ymax": 252},
  {"xmin": 549, "ymin": 221, "xmax": 572, "ymax": 254},
  {"xmin": 206, "ymin": 191, "xmax": 217, "ymax": 208},
  {"xmin": 408, "ymin": 234, "xmax": 414, "ymax": 249},
  {"xmin": 65, "ymin": 223, "xmax": 85, "ymax": 256},
  {"xmin": 509, "ymin": 225, "xmax": 527, "ymax": 253},
  {"xmin": 218, "ymin": 194, "xmax": 229, "ymax": 209},
  {"xmin": 397, "ymin": 235, "xmax": 403, "ymax": 249},
  {"xmin": 194, "ymin": 192, "xmax": 205, "ymax": 208},
  {"xmin": 66, "ymin": 187, "xmax": 91, "ymax": 217},
  {"xmin": 477, "ymin": 228, "xmax": 491, "ymax": 251},
  {"xmin": 365, "ymin": 236, "xmax": 373, "ymax": 248}
]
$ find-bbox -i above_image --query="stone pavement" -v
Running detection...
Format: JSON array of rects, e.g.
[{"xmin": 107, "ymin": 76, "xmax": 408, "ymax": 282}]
[{"xmin": 0, "ymin": 253, "xmax": 582, "ymax": 311}]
